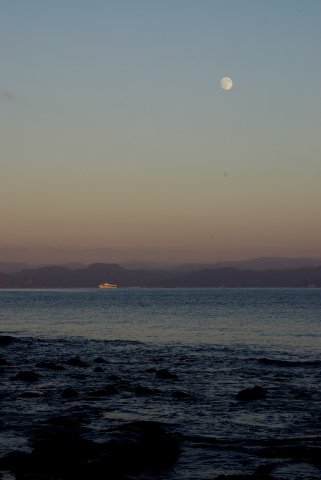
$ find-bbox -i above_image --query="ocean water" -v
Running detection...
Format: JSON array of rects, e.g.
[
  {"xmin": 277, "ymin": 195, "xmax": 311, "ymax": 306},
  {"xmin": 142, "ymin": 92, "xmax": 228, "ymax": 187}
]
[{"xmin": 1, "ymin": 288, "xmax": 321, "ymax": 479}]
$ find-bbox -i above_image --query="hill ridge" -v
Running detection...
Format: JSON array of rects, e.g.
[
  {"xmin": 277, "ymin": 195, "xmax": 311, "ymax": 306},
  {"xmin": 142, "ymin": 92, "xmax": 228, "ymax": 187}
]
[{"xmin": 1, "ymin": 263, "xmax": 321, "ymax": 288}]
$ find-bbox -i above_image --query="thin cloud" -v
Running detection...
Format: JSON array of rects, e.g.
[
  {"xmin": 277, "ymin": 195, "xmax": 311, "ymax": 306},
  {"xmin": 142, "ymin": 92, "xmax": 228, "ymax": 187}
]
[{"xmin": 2, "ymin": 90, "xmax": 15, "ymax": 100}]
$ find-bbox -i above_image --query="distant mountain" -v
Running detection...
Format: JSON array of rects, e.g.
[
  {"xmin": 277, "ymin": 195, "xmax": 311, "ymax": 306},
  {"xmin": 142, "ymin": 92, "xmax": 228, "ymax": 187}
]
[
  {"xmin": 2, "ymin": 257, "xmax": 321, "ymax": 275},
  {"xmin": 157, "ymin": 267, "xmax": 321, "ymax": 288},
  {"xmin": 0, "ymin": 263, "xmax": 179, "ymax": 288},
  {"xmin": 0, "ymin": 263, "xmax": 320, "ymax": 288},
  {"xmin": 58, "ymin": 263, "xmax": 87, "ymax": 270},
  {"xmin": 0, "ymin": 262, "xmax": 33, "ymax": 273},
  {"xmin": 165, "ymin": 257, "xmax": 321, "ymax": 272},
  {"xmin": 0, "ymin": 262, "xmax": 87, "ymax": 274}
]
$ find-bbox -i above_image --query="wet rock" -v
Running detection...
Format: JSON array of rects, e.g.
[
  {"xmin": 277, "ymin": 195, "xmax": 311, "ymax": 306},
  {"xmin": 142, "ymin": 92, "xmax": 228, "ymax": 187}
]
[
  {"xmin": 114, "ymin": 379, "xmax": 132, "ymax": 391},
  {"xmin": 36, "ymin": 361, "xmax": 65, "ymax": 371},
  {"xmin": 94, "ymin": 356, "xmax": 107, "ymax": 364},
  {"xmin": 88, "ymin": 385, "xmax": 118, "ymax": 397},
  {"xmin": 134, "ymin": 385, "xmax": 158, "ymax": 396},
  {"xmin": 151, "ymin": 356, "xmax": 164, "ymax": 363},
  {"xmin": 108, "ymin": 420, "xmax": 180, "ymax": 468},
  {"xmin": 14, "ymin": 371, "xmax": 40, "ymax": 382},
  {"xmin": 61, "ymin": 388, "xmax": 78, "ymax": 398},
  {"xmin": 292, "ymin": 388, "xmax": 311, "ymax": 400},
  {"xmin": 172, "ymin": 390, "xmax": 193, "ymax": 399},
  {"xmin": 15, "ymin": 474, "xmax": 53, "ymax": 479},
  {"xmin": 0, "ymin": 450, "xmax": 34, "ymax": 475},
  {"xmin": 105, "ymin": 385, "xmax": 119, "ymax": 395},
  {"xmin": 236, "ymin": 386, "xmax": 266, "ymax": 401},
  {"xmin": 0, "ymin": 420, "xmax": 180, "ymax": 479},
  {"xmin": 70, "ymin": 373, "xmax": 87, "ymax": 380},
  {"xmin": 259, "ymin": 357, "xmax": 291, "ymax": 366},
  {"xmin": 88, "ymin": 420, "xmax": 181, "ymax": 478},
  {"xmin": 214, "ymin": 474, "xmax": 277, "ymax": 479},
  {"xmin": 259, "ymin": 357, "xmax": 321, "ymax": 368},
  {"xmin": 146, "ymin": 367, "xmax": 157, "ymax": 373},
  {"xmin": 0, "ymin": 335, "xmax": 16, "ymax": 346},
  {"xmin": 66, "ymin": 356, "xmax": 88, "ymax": 367},
  {"xmin": 21, "ymin": 391, "xmax": 42, "ymax": 398},
  {"xmin": 155, "ymin": 368, "xmax": 178, "ymax": 380},
  {"xmin": 47, "ymin": 414, "xmax": 85, "ymax": 430},
  {"xmin": 93, "ymin": 366, "xmax": 104, "ymax": 372},
  {"xmin": 29, "ymin": 430, "xmax": 97, "ymax": 476},
  {"xmin": 274, "ymin": 376, "xmax": 288, "ymax": 382},
  {"xmin": 258, "ymin": 444, "xmax": 321, "ymax": 465},
  {"xmin": 0, "ymin": 356, "xmax": 8, "ymax": 365},
  {"xmin": 255, "ymin": 463, "xmax": 277, "ymax": 475}
]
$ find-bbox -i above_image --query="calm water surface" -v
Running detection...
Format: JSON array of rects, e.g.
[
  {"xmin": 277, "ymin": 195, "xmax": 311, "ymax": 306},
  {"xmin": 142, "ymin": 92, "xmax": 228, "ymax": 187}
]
[{"xmin": 1, "ymin": 288, "xmax": 321, "ymax": 354}]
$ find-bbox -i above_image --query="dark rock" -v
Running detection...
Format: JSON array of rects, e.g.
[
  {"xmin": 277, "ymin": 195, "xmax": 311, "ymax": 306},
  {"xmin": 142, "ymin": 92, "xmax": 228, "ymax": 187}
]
[
  {"xmin": 258, "ymin": 357, "xmax": 321, "ymax": 368},
  {"xmin": 114, "ymin": 379, "xmax": 132, "ymax": 390},
  {"xmin": 94, "ymin": 356, "xmax": 108, "ymax": 364},
  {"xmin": 47, "ymin": 414, "xmax": 85, "ymax": 430},
  {"xmin": 14, "ymin": 371, "xmax": 40, "ymax": 382},
  {"xmin": 293, "ymin": 389, "xmax": 311, "ymax": 399},
  {"xmin": 61, "ymin": 388, "xmax": 78, "ymax": 398},
  {"xmin": 88, "ymin": 385, "xmax": 118, "ymax": 397},
  {"xmin": 152, "ymin": 356, "xmax": 164, "ymax": 363},
  {"xmin": 0, "ymin": 450, "xmax": 34, "ymax": 474},
  {"xmin": 255, "ymin": 463, "xmax": 277, "ymax": 475},
  {"xmin": 0, "ymin": 421, "xmax": 180, "ymax": 479},
  {"xmin": 274, "ymin": 376, "xmax": 288, "ymax": 382},
  {"xmin": 258, "ymin": 445, "xmax": 321, "ymax": 465},
  {"xmin": 108, "ymin": 419, "xmax": 182, "ymax": 473},
  {"xmin": 30, "ymin": 430, "xmax": 97, "ymax": 475},
  {"xmin": 146, "ymin": 367, "xmax": 157, "ymax": 373},
  {"xmin": 14, "ymin": 474, "xmax": 53, "ymax": 479},
  {"xmin": 21, "ymin": 391, "xmax": 42, "ymax": 398},
  {"xmin": 134, "ymin": 385, "xmax": 158, "ymax": 396},
  {"xmin": 36, "ymin": 361, "xmax": 65, "ymax": 371},
  {"xmin": 214, "ymin": 474, "xmax": 276, "ymax": 479},
  {"xmin": 66, "ymin": 356, "xmax": 88, "ymax": 367},
  {"xmin": 93, "ymin": 366, "xmax": 104, "ymax": 372},
  {"xmin": 236, "ymin": 386, "xmax": 267, "ymax": 401},
  {"xmin": 155, "ymin": 368, "xmax": 178, "ymax": 380},
  {"xmin": 0, "ymin": 335, "xmax": 16, "ymax": 346},
  {"xmin": 259, "ymin": 357, "xmax": 292, "ymax": 366},
  {"xmin": 109, "ymin": 420, "xmax": 180, "ymax": 468},
  {"xmin": 172, "ymin": 390, "xmax": 193, "ymax": 399},
  {"xmin": 70, "ymin": 373, "xmax": 87, "ymax": 380},
  {"xmin": 0, "ymin": 356, "xmax": 8, "ymax": 365},
  {"xmin": 104, "ymin": 384, "xmax": 119, "ymax": 395}
]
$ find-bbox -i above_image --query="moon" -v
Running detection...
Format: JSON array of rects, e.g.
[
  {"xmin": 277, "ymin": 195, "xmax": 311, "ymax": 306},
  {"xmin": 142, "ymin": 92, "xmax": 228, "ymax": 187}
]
[{"xmin": 220, "ymin": 76, "xmax": 233, "ymax": 91}]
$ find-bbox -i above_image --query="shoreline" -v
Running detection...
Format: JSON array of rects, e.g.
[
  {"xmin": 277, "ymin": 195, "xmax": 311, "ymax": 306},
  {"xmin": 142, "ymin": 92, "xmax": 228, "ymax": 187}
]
[{"xmin": 1, "ymin": 333, "xmax": 321, "ymax": 479}]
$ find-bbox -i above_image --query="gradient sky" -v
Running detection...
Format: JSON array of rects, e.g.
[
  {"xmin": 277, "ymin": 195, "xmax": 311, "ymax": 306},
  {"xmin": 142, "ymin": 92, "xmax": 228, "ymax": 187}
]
[{"xmin": 1, "ymin": 1, "xmax": 321, "ymax": 264}]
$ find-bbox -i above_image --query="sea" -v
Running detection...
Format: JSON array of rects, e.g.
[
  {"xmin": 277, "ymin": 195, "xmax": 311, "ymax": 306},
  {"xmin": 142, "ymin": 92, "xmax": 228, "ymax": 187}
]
[{"xmin": 0, "ymin": 288, "xmax": 321, "ymax": 479}]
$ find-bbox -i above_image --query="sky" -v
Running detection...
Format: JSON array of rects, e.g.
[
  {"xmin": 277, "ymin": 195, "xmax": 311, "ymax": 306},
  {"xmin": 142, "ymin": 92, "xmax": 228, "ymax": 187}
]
[{"xmin": 1, "ymin": 0, "xmax": 321, "ymax": 264}]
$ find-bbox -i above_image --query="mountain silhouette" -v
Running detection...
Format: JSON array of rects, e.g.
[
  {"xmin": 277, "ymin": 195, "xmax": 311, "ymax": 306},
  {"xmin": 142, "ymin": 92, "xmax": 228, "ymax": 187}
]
[{"xmin": 0, "ymin": 263, "xmax": 321, "ymax": 288}]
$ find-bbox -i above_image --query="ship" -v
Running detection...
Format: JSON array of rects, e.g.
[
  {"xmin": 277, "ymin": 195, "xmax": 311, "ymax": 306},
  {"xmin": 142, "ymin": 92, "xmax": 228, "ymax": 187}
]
[{"xmin": 98, "ymin": 282, "xmax": 118, "ymax": 289}]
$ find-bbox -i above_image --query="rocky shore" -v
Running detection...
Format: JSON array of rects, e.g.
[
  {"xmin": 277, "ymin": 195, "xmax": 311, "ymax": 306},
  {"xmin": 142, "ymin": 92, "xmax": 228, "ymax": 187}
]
[{"xmin": 1, "ymin": 334, "xmax": 321, "ymax": 479}]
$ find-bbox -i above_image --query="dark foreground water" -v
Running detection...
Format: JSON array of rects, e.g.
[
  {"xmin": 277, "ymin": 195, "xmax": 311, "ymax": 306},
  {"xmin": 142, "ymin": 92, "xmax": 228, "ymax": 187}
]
[{"xmin": 0, "ymin": 288, "xmax": 321, "ymax": 479}]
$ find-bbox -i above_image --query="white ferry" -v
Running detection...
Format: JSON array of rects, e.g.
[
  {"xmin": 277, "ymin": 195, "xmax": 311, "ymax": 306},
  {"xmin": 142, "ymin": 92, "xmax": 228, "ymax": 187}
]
[{"xmin": 98, "ymin": 282, "xmax": 118, "ymax": 289}]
